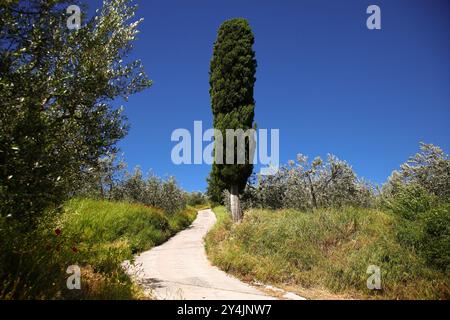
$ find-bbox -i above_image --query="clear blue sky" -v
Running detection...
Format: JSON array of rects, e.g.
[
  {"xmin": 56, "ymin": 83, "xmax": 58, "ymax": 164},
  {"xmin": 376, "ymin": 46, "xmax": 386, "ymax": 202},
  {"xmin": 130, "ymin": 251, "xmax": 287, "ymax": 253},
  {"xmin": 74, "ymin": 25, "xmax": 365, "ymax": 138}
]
[{"xmin": 92, "ymin": 0, "xmax": 449, "ymax": 192}]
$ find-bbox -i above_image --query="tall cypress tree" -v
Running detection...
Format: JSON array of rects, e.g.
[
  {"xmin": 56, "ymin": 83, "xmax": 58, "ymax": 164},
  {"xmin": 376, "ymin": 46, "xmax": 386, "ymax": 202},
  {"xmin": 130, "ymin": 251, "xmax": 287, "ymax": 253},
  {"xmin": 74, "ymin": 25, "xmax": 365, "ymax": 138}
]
[{"xmin": 207, "ymin": 18, "xmax": 257, "ymax": 221}]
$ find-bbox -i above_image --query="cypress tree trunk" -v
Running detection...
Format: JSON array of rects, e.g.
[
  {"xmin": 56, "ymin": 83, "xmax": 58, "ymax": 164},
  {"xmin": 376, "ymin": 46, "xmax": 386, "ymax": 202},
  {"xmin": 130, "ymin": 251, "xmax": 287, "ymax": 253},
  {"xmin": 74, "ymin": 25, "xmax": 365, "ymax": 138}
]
[{"xmin": 230, "ymin": 184, "xmax": 242, "ymax": 222}]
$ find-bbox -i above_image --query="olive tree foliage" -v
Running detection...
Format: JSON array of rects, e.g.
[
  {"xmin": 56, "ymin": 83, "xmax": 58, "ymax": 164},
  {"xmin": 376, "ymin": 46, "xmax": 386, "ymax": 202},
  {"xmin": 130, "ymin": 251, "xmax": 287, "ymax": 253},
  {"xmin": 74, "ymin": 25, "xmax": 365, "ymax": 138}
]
[
  {"xmin": 223, "ymin": 154, "xmax": 375, "ymax": 212},
  {"xmin": 381, "ymin": 143, "xmax": 449, "ymax": 271},
  {"xmin": 283, "ymin": 154, "xmax": 374, "ymax": 210},
  {"xmin": 381, "ymin": 143, "xmax": 449, "ymax": 219},
  {"xmin": 73, "ymin": 159, "xmax": 187, "ymax": 214},
  {"xmin": 185, "ymin": 191, "xmax": 208, "ymax": 207},
  {"xmin": 111, "ymin": 168, "xmax": 186, "ymax": 214},
  {"xmin": 0, "ymin": 0, "xmax": 151, "ymax": 225},
  {"xmin": 71, "ymin": 152, "xmax": 126, "ymax": 199},
  {"xmin": 383, "ymin": 143, "xmax": 449, "ymax": 201}
]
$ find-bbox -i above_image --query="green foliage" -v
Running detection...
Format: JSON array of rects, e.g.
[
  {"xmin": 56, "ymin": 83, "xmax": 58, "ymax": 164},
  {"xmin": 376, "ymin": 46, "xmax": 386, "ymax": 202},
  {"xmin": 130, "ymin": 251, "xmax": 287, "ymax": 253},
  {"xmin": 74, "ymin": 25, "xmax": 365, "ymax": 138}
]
[
  {"xmin": 380, "ymin": 144, "xmax": 449, "ymax": 272},
  {"xmin": 111, "ymin": 168, "xmax": 187, "ymax": 214},
  {"xmin": 383, "ymin": 143, "xmax": 450, "ymax": 201},
  {"xmin": 71, "ymin": 152, "xmax": 127, "ymax": 199},
  {"xmin": 400, "ymin": 143, "xmax": 450, "ymax": 199},
  {"xmin": 206, "ymin": 206, "xmax": 449, "ymax": 299},
  {"xmin": 384, "ymin": 183, "xmax": 436, "ymax": 220},
  {"xmin": 0, "ymin": 0, "xmax": 151, "ymax": 226},
  {"xmin": 0, "ymin": 198, "xmax": 196, "ymax": 299},
  {"xmin": 207, "ymin": 167, "xmax": 228, "ymax": 204},
  {"xmin": 209, "ymin": 19, "xmax": 256, "ymax": 118},
  {"xmin": 208, "ymin": 18, "xmax": 257, "ymax": 194},
  {"xmin": 185, "ymin": 191, "xmax": 207, "ymax": 207},
  {"xmin": 70, "ymin": 156, "xmax": 187, "ymax": 214},
  {"xmin": 385, "ymin": 190, "xmax": 449, "ymax": 272},
  {"xmin": 422, "ymin": 205, "xmax": 450, "ymax": 271},
  {"xmin": 220, "ymin": 154, "xmax": 376, "ymax": 212}
]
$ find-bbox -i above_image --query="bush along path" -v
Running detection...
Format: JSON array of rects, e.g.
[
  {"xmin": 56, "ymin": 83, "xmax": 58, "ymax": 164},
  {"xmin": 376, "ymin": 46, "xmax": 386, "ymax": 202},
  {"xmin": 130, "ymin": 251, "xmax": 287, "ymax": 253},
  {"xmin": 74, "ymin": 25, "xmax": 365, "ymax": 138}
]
[{"xmin": 124, "ymin": 209, "xmax": 277, "ymax": 300}]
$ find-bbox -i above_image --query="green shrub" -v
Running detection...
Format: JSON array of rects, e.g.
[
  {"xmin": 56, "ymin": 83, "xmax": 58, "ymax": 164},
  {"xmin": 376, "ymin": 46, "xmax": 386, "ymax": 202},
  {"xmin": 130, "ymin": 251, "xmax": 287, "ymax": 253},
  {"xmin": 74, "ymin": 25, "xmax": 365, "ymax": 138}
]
[
  {"xmin": 384, "ymin": 183, "xmax": 449, "ymax": 272},
  {"xmin": 422, "ymin": 205, "xmax": 450, "ymax": 271},
  {"xmin": 384, "ymin": 183, "xmax": 435, "ymax": 220}
]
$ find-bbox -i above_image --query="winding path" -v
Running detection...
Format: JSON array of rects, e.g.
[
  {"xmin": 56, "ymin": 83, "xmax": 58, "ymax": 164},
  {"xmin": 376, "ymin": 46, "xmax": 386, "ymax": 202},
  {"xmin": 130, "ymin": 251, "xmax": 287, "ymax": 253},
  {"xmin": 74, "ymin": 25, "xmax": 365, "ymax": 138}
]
[{"xmin": 126, "ymin": 209, "xmax": 275, "ymax": 300}]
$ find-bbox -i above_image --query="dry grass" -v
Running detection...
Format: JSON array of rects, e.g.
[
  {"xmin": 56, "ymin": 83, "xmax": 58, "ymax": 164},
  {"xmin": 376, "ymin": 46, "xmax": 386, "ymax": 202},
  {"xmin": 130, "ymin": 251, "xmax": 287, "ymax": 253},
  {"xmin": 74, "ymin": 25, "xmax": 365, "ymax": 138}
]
[
  {"xmin": 0, "ymin": 198, "xmax": 197, "ymax": 299},
  {"xmin": 205, "ymin": 206, "xmax": 449, "ymax": 300}
]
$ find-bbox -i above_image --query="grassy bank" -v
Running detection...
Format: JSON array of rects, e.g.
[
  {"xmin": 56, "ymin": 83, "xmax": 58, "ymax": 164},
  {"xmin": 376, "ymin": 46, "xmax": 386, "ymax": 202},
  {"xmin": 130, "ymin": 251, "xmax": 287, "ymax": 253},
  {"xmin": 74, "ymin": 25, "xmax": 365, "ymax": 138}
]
[
  {"xmin": 205, "ymin": 206, "xmax": 449, "ymax": 299},
  {"xmin": 0, "ymin": 199, "xmax": 197, "ymax": 299}
]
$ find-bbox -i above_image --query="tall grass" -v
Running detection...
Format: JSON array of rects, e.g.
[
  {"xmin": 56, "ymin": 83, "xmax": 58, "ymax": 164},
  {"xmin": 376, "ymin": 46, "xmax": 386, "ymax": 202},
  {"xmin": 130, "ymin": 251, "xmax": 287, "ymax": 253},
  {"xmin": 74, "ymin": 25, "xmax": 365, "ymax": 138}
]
[
  {"xmin": 0, "ymin": 198, "xmax": 196, "ymax": 299},
  {"xmin": 205, "ymin": 206, "xmax": 449, "ymax": 299}
]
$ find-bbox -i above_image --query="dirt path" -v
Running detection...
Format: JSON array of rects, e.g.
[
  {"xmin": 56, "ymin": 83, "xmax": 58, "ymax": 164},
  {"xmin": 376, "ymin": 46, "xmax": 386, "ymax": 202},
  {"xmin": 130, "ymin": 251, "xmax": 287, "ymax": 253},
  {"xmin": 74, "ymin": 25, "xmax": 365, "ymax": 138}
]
[{"xmin": 126, "ymin": 209, "xmax": 275, "ymax": 300}]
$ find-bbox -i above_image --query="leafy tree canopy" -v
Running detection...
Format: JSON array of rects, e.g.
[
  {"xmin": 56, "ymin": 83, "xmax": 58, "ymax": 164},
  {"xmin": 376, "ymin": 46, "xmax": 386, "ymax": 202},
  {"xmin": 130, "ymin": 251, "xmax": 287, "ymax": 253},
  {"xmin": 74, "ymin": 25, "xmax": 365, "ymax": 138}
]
[{"xmin": 0, "ymin": 0, "xmax": 151, "ymax": 226}]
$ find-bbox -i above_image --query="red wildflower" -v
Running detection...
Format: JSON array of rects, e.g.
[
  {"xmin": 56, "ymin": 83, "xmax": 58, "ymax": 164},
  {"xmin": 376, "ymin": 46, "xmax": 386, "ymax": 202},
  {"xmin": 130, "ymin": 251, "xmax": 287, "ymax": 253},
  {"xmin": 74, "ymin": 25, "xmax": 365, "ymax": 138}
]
[
  {"xmin": 55, "ymin": 228, "xmax": 61, "ymax": 236},
  {"xmin": 72, "ymin": 247, "xmax": 78, "ymax": 253}
]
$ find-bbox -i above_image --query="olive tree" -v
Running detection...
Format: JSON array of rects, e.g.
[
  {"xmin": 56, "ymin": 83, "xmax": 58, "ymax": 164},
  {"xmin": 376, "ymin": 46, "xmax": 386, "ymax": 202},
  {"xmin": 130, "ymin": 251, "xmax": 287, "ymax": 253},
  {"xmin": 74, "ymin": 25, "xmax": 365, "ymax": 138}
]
[
  {"xmin": 383, "ymin": 143, "xmax": 449, "ymax": 198},
  {"xmin": 112, "ymin": 168, "xmax": 186, "ymax": 214},
  {"xmin": 282, "ymin": 154, "xmax": 373, "ymax": 210},
  {"xmin": 400, "ymin": 143, "xmax": 449, "ymax": 199},
  {"xmin": 0, "ymin": 0, "xmax": 151, "ymax": 226},
  {"xmin": 71, "ymin": 152, "xmax": 126, "ymax": 199},
  {"xmin": 382, "ymin": 143, "xmax": 449, "ymax": 216},
  {"xmin": 228, "ymin": 154, "xmax": 375, "ymax": 211}
]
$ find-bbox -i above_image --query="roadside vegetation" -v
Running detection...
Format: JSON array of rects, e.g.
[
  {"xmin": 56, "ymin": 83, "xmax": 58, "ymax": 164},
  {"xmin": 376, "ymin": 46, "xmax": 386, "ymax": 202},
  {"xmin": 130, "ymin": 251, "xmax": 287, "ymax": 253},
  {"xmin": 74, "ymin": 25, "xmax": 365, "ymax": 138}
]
[
  {"xmin": 206, "ymin": 143, "xmax": 449, "ymax": 299},
  {"xmin": 0, "ymin": 137, "xmax": 202, "ymax": 299},
  {"xmin": 0, "ymin": 0, "xmax": 205, "ymax": 300},
  {"xmin": 185, "ymin": 191, "xmax": 210, "ymax": 210},
  {"xmin": 0, "ymin": 191, "xmax": 197, "ymax": 300}
]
